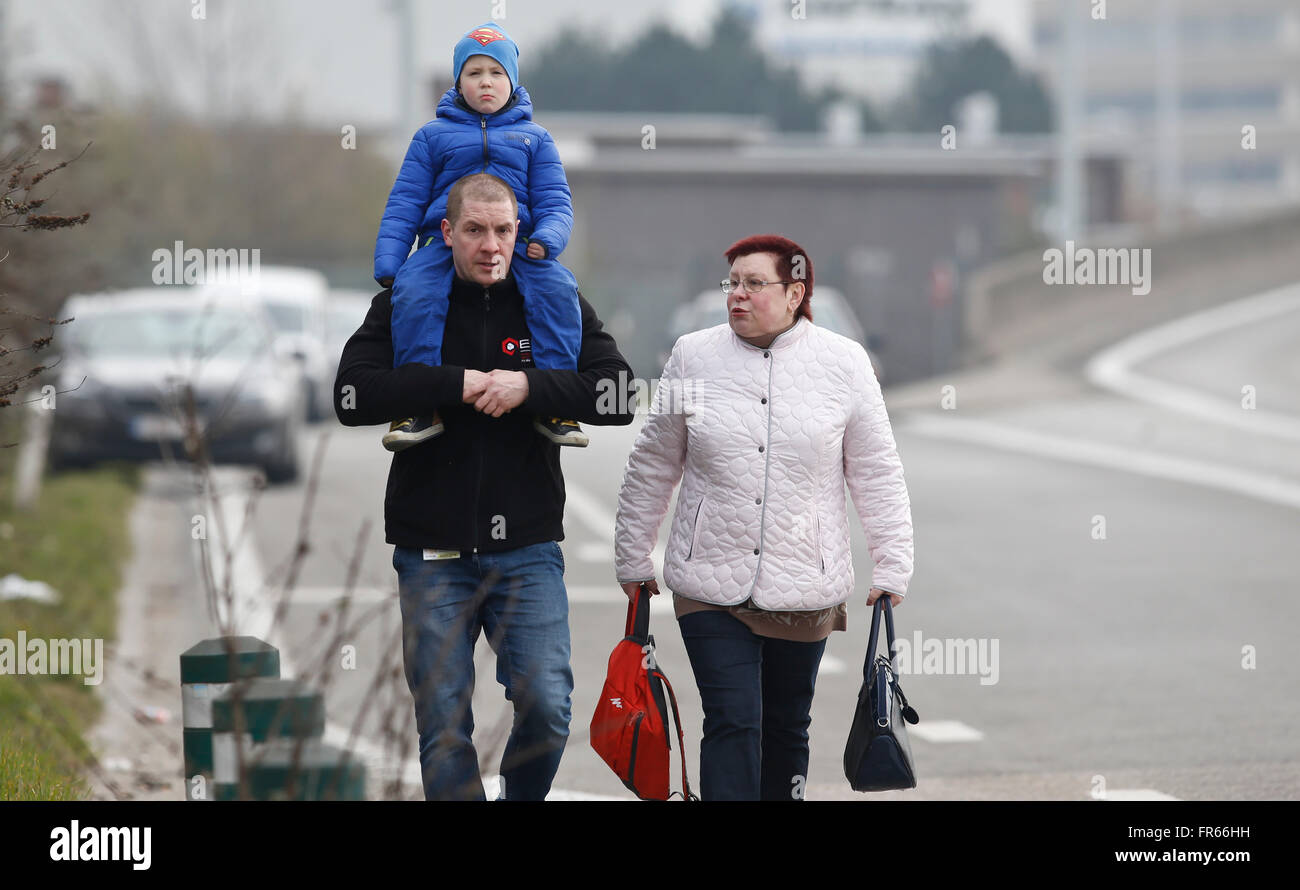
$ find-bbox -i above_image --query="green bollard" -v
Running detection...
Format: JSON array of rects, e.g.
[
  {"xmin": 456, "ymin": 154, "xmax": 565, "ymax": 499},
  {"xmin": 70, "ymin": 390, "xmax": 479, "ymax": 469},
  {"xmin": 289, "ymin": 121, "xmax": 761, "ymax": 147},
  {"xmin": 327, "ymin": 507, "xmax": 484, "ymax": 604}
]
[
  {"xmin": 232, "ymin": 740, "xmax": 366, "ymax": 801},
  {"xmin": 179, "ymin": 636, "xmax": 280, "ymax": 801},
  {"xmin": 210, "ymin": 677, "xmax": 328, "ymax": 800}
]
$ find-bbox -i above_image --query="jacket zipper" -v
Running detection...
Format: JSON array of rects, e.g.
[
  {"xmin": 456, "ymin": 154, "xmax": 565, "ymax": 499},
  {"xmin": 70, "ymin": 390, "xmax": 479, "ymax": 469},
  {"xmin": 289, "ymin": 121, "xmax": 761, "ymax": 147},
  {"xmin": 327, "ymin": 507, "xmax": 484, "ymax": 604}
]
[
  {"xmin": 817, "ymin": 514, "xmax": 824, "ymax": 573},
  {"xmin": 686, "ymin": 496, "xmax": 705, "ymax": 561},
  {"xmin": 471, "ymin": 287, "xmax": 492, "ymax": 553},
  {"xmin": 480, "ymin": 117, "xmax": 488, "ymax": 169},
  {"xmin": 626, "ymin": 712, "xmax": 644, "ymax": 786},
  {"xmin": 876, "ymin": 659, "xmax": 892, "ymax": 729}
]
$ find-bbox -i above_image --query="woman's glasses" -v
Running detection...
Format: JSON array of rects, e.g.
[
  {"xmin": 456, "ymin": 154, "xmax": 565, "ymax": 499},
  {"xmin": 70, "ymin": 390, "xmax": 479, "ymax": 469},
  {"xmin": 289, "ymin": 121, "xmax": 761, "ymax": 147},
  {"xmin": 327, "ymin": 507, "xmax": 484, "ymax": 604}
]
[{"xmin": 719, "ymin": 277, "xmax": 796, "ymax": 296}]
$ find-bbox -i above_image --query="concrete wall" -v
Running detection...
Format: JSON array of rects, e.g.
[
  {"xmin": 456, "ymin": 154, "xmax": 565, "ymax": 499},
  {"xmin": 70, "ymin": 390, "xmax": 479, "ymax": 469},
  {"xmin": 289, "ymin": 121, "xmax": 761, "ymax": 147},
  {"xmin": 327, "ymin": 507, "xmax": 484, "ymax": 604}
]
[
  {"xmin": 567, "ymin": 169, "xmax": 1025, "ymax": 383},
  {"xmin": 963, "ymin": 205, "xmax": 1300, "ymax": 366}
]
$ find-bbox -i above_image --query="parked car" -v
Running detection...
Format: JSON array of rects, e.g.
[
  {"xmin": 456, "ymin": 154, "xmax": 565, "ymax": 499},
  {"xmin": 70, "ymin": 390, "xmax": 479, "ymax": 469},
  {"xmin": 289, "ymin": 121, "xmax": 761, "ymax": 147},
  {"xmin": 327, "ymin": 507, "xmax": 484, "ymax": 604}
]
[
  {"xmin": 200, "ymin": 266, "xmax": 333, "ymax": 422},
  {"xmin": 662, "ymin": 285, "xmax": 884, "ymax": 381},
  {"xmin": 49, "ymin": 289, "xmax": 302, "ymax": 483}
]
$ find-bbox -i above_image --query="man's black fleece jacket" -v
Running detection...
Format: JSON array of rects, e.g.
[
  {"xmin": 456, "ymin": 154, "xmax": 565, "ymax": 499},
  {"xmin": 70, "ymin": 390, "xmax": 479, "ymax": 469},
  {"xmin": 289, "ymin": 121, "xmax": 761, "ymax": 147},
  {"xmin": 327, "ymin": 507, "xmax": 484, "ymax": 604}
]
[{"xmin": 334, "ymin": 273, "xmax": 637, "ymax": 552}]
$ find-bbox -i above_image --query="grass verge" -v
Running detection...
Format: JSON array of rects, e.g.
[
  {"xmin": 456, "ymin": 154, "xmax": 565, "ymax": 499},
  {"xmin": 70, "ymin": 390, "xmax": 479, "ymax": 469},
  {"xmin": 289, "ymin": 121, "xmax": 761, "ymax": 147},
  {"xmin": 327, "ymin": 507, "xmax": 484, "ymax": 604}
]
[{"xmin": 0, "ymin": 430, "xmax": 139, "ymax": 801}]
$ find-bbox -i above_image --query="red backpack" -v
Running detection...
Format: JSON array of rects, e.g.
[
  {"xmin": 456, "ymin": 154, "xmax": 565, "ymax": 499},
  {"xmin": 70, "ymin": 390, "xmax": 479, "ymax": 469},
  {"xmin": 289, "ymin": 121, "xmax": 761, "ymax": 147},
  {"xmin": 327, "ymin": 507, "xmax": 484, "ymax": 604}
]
[{"xmin": 590, "ymin": 585, "xmax": 697, "ymax": 800}]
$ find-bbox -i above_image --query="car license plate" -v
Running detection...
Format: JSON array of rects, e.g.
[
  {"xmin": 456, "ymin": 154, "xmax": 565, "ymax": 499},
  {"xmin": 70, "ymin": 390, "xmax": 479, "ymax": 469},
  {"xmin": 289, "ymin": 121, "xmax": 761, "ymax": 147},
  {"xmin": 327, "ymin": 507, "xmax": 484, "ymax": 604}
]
[{"xmin": 130, "ymin": 415, "xmax": 185, "ymax": 440}]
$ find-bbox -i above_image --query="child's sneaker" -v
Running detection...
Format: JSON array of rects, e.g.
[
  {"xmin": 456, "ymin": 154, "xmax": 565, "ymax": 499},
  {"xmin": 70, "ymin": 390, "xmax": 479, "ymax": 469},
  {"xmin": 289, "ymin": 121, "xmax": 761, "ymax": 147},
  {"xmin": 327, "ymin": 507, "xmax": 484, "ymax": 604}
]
[
  {"xmin": 382, "ymin": 413, "xmax": 445, "ymax": 451},
  {"xmin": 534, "ymin": 417, "xmax": 588, "ymax": 447}
]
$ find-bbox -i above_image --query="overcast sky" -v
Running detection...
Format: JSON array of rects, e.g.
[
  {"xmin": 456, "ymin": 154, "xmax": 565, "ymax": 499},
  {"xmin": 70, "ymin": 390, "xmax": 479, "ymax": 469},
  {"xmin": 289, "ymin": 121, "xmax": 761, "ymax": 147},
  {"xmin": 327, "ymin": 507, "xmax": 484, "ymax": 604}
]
[{"xmin": 4, "ymin": 0, "xmax": 1031, "ymax": 128}]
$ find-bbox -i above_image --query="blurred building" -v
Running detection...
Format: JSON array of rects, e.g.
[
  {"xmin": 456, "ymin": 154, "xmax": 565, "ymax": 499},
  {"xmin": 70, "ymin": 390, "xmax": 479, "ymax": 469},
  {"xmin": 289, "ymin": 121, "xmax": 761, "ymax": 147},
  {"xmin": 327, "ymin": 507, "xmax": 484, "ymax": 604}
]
[
  {"xmin": 725, "ymin": 0, "xmax": 972, "ymax": 104},
  {"xmin": 542, "ymin": 112, "xmax": 1123, "ymax": 383},
  {"xmin": 1031, "ymin": 0, "xmax": 1300, "ymax": 219}
]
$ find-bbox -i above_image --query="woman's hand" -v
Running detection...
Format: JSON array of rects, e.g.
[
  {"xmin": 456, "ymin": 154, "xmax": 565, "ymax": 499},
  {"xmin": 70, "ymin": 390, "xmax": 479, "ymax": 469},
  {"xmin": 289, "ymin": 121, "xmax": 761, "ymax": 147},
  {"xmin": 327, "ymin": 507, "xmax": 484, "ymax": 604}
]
[
  {"xmin": 622, "ymin": 579, "xmax": 660, "ymax": 601},
  {"xmin": 867, "ymin": 587, "xmax": 903, "ymax": 608}
]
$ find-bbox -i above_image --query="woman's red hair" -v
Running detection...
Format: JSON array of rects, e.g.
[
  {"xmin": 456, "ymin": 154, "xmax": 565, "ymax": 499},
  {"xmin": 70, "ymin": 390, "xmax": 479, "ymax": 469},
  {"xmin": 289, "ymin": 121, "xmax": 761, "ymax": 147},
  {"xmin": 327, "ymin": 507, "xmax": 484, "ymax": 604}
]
[{"xmin": 724, "ymin": 234, "xmax": 813, "ymax": 321}]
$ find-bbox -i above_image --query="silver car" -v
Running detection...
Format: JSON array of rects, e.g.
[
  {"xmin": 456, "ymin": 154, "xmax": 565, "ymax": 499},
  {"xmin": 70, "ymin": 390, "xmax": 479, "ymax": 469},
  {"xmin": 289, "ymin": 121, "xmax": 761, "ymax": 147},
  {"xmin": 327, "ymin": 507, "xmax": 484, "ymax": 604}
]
[
  {"xmin": 199, "ymin": 266, "xmax": 333, "ymax": 423},
  {"xmin": 49, "ymin": 289, "xmax": 302, "ymax": 483}
]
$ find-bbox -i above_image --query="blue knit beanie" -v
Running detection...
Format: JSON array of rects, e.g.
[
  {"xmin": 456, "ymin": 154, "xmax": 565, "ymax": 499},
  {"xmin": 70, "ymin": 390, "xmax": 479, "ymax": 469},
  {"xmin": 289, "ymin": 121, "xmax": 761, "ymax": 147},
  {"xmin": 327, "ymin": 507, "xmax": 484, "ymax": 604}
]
[{"xmin": 452, "ymin": 23, "xmax": 520, "ymax": 93}]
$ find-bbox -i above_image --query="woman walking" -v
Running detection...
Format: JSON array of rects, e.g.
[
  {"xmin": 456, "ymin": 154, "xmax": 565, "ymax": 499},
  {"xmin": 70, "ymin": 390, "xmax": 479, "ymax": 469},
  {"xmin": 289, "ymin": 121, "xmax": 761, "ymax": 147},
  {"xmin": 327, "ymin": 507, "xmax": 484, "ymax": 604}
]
[{"xmin": 614, "ymin": 234, "xmax": 914, "ymax": 800}]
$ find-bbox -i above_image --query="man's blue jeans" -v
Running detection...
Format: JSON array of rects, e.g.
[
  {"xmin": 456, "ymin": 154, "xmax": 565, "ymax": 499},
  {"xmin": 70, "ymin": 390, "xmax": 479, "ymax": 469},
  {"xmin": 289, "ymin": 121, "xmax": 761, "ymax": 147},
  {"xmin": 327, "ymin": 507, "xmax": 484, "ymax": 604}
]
[
  {"xmin": 393, "ymin": 541, "xmax": 573, "ymax": 801},
  {"xmin": 677, "ymin": 609, "xmax": 826, "ymax": 801}
]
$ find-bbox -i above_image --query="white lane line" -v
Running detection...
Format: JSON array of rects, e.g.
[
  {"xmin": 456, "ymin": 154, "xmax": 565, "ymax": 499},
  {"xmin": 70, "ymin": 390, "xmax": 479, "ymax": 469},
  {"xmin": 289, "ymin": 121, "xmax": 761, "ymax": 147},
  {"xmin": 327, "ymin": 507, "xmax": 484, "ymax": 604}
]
[
  {"xmin": 910, "ymin": 720, "xmax": 985, "ymax": 743},
  {"xmin": 901, "ymin": 413, "xmax": 1300, "ymax": 511},
  {"xmin": 200, "ymin": 468, "xmax": 277, "ymax": 642},
  {"xmin": 565, "ymin": 482, "xmax": 667, "ymax": 578},
  {"xmin": 576, "ymin": 541, "xmax": 613, "ymax": 563},
  {"xmin": 1085, "ymin": 281, "xmax": 1300, "ymax": 441},
  {"xmin": 819, "ymin": 654, "xmax": 846, "ymax": 675},
  {"xmin": 1099, "ymin": 789, "xmax": 1182, "ymax": 801}
]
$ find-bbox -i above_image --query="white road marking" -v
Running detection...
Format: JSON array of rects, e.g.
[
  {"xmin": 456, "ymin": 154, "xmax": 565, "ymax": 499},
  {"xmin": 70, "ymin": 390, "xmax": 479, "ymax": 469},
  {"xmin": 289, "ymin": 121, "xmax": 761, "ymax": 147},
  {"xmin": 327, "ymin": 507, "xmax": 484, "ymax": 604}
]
[
  {"xmin": 576, "ymin": 541, "xmax": 614, "ymax": 563},
  {"xmin": 564, "ymin": 482, "xmax": 667, "ymax": 576},
  {"xmin": 1099, "ymin": 789, "xmax": 1182, "ymax": 801},
  {"xmin": 909, "ymin": 720, "xmax": 985, "ymax": 743},
  {"xmin": 901, "ymin": 413, "xmax": 1300, "ymax": 511},
  {"xmin": 199, "ymin": 468, "xmax": 278, "ymax": 642},
  {"xmin": 819, "ymin": 654, "xmax": 846, "ymax": 675},
  {"xmin": 1085, "ymin": 281, "xmax": 1300, "ymax": 441}
]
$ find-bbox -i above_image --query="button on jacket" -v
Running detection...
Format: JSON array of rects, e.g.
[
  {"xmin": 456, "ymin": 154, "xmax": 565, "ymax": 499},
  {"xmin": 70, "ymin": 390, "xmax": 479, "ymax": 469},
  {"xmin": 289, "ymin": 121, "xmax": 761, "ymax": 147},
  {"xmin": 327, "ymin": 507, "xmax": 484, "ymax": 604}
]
[
  {"xmin": 615, "ymin": 317, "xmax": 913, "ymax": 611},
  {"xmin": 334, "ymin": 274, "xmax": 636, "ymax": 551}
]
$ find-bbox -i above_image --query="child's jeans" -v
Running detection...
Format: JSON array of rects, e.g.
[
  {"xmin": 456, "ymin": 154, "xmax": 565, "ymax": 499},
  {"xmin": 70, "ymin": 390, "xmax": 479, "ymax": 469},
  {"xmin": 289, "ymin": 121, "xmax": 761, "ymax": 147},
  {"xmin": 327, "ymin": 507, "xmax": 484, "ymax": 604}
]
[{"xmin": 390, "ymin": 238, "xmax": 582, "ymax": 371}]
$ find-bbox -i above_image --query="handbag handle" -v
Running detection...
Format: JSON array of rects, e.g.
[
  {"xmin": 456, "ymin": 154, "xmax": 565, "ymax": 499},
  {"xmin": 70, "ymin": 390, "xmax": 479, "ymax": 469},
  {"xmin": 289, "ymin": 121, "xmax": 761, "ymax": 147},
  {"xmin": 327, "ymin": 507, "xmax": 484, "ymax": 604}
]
[
  {"xmin": 623, "ymin": 582, "xmax": 652, "ymax": 643},
  {"xmin": 863, "ymin": 594, "xmax": 898, "ymax": 682},
  {"xmin": 863, "ymin": 595, "xmax": 920, "ymax": 725}
]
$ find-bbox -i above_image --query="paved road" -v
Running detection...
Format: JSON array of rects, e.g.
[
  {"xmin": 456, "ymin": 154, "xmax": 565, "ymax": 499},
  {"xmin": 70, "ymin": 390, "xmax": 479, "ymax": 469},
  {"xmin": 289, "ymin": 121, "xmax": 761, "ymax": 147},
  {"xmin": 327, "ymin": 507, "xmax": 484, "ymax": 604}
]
[{"xmin": 96, "ymin": 283, "xmax": 1300, "ymax": 800}]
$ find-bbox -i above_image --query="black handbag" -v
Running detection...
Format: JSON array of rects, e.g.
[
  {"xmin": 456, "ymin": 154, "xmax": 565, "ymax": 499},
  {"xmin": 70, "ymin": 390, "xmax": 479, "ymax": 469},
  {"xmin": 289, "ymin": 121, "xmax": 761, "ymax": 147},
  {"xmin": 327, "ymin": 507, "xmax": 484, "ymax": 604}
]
[{"xmin": 843, "ymin": 595, "xmax": 920, "ymax": 792}]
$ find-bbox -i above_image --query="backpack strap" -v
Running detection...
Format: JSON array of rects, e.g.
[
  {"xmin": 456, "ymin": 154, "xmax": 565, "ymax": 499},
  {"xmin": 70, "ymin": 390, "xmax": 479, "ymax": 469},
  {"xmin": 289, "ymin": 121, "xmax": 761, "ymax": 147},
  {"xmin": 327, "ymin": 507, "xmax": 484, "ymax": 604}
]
[{"xmin": 652, "ymin": 669, "xmax": 699, "ymax": 801}]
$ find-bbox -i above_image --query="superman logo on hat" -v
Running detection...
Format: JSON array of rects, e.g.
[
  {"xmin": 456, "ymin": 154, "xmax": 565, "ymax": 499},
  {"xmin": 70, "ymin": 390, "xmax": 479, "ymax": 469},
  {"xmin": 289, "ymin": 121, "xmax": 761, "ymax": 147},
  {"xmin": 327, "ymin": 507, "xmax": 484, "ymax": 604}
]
[{"xmin": 468, "ymin": 27, "xmax": 506, "ymax": 46}]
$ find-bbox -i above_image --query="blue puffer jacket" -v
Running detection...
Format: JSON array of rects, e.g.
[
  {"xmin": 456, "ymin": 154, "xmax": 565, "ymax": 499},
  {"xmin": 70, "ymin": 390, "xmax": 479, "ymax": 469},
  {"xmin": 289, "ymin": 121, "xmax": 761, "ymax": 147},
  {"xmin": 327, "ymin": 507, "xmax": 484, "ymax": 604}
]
[{"xmin": 373, "ymin": 86, "xmax": 574, "ymax": 285}]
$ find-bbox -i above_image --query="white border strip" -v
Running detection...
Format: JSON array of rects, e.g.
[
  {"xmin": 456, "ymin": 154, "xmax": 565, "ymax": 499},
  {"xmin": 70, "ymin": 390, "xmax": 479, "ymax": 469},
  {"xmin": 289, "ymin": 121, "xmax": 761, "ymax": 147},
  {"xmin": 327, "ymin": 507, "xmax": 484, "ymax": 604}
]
[
  {"xmin": 901, "ymin": 413, "xmax": 1300, "ymax": 511},
  {"xmin": 1085, "ymin": 282, "xmax": 1300, "ymax": 441}
]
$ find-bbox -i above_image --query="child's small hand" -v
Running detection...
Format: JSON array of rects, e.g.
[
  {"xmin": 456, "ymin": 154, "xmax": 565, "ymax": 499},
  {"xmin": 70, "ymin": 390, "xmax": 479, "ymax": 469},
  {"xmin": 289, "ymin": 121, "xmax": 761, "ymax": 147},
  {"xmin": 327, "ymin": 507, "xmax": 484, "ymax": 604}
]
[{"xmin": 526, "ymin": 241, "xmax": 547, "ymax": 260}]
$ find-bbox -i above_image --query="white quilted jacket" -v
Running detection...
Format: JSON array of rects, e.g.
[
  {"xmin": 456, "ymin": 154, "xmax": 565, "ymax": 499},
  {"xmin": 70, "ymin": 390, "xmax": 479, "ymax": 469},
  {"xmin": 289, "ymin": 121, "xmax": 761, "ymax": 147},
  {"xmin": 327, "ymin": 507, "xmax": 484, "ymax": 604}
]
[{"xmin": 614, "ymin": 317, "xmax": 913, "ymax": 611}]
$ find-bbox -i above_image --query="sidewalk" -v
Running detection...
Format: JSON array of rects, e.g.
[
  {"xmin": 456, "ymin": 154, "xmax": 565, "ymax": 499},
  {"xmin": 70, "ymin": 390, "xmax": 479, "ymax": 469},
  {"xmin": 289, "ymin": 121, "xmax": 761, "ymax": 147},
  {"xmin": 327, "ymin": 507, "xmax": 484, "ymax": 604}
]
[{"xmin": 84, "ymin": 469, "xmax": 209, "ymax": 801}]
